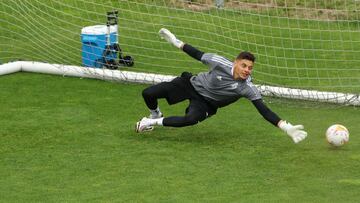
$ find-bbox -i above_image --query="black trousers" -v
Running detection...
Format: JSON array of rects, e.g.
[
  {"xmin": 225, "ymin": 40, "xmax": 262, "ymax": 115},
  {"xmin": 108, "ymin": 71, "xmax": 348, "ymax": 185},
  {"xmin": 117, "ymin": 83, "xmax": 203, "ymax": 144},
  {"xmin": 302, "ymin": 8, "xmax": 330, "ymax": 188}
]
[{"xmin": 142, "ymin": 72, "xmax": 217, "ymax": 127}]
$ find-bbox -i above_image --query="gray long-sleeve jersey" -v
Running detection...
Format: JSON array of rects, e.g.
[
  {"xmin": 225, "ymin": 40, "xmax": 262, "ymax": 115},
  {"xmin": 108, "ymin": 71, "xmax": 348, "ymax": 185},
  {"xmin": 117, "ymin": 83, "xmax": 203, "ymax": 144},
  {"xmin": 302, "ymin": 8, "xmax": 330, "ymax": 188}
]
[{"xmin": 190, "ymin": 53, "xmax": 262, "ymax": 108}]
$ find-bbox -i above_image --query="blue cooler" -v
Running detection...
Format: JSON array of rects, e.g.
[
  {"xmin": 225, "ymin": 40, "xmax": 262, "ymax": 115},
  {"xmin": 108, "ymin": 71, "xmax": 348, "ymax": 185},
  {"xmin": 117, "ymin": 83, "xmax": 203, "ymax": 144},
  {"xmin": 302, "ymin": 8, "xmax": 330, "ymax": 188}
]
[{"xmin": 81, "ymin": 25, "xmax": 117, "ymax": 68}]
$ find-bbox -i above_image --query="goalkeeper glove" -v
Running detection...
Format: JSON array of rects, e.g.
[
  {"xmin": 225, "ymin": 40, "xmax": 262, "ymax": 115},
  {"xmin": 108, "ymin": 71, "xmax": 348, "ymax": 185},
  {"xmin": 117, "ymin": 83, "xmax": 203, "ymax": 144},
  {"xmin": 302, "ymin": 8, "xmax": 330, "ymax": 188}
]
[
  {"xmin": 158, "ymin": 28, "xmax": 184, "ymax": 49},
  {"xmin": 279, "ymin": 120, "xmax": 308, "ymax": 144}
]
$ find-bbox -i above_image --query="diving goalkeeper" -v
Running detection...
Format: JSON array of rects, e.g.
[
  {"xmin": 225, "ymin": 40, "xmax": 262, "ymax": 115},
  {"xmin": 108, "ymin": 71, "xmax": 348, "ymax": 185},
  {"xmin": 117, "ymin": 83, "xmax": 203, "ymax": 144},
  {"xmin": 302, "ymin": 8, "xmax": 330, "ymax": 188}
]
[{"xmin": 135, "ymin": 28, "xmax": 308, "ymax": 144}]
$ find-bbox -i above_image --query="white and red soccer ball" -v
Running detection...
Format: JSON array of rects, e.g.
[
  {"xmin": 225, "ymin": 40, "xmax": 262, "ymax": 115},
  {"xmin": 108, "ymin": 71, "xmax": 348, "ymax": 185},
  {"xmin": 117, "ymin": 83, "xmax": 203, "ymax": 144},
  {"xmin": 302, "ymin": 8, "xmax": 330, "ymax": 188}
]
[{"xmin": 326, "ymin": 124, "xmax": 349, "ymax": 147}]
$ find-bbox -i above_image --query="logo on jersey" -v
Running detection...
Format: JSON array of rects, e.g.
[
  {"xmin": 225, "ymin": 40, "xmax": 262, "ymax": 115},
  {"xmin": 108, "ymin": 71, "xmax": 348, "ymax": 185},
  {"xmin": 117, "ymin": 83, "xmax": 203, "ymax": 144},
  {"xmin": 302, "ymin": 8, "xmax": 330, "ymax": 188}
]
[
  {"xmin": 230, "ymin": 83, "xmax": 238, "ymax": 89},
  {"xmin": 216, "ymin": 76, "xmax": 222, "ymax": 81}
]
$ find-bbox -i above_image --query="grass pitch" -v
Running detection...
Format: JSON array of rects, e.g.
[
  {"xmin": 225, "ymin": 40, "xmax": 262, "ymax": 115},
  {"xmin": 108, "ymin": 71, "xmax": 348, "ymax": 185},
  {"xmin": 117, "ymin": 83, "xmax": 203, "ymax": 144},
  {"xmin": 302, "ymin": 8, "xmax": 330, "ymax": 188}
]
[
  {"xmin": 1, "ymin": 0, "xmax": 360, "ymax": 201},
  {"xmin": 0, "ymin": 73, "xmax": 359, "ymax": 202}
]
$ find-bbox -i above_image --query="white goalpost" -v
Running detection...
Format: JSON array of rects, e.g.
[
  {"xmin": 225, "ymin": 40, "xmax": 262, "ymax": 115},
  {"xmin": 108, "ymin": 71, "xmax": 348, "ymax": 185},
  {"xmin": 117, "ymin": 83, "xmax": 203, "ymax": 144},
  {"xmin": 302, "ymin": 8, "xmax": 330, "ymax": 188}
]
[
  {"xmin": 1, "ymin": 61, "xmax": 359, "ymax": 106},
  {"xmin": 0, "ymin": 0, "xmax": 359, "ymax": 105}
]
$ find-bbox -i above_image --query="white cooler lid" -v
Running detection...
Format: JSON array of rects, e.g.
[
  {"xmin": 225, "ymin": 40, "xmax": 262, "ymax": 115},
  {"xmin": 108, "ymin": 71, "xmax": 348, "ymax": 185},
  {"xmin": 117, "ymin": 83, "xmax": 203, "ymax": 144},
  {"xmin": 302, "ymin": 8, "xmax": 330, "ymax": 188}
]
[{"xmin": 81, "ymin": 25, "xmax": 117, "ymax": 35}]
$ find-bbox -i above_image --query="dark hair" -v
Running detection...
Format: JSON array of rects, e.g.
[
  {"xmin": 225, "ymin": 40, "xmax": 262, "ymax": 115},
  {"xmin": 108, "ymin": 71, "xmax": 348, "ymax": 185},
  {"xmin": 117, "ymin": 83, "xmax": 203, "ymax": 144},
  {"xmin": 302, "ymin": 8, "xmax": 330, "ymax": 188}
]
[{"xmin": 236, "ymin": 51, "xmax": 255, "ymax": 62}]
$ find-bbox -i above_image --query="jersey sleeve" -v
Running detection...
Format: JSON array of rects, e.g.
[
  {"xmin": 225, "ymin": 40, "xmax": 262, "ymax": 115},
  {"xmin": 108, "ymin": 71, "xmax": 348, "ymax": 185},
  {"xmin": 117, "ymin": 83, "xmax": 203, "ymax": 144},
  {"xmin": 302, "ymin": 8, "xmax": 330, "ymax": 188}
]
[
  {"xmin": 182, "ymin": 44, "xmax": 204, "ymax": 61},
  {"xmin": 201, "ymin": 53, "xmax": 233, "ymax": 70},
  {"xmin": 200, "ymin": 53, "xmax": 215, "ymax": 65},
  {"xmin": 245, "ymin": 77, "xmax": 262, "ymax": 101},
  {"xmin": 252, "ymin": 99, "xmax": 281, "ymax": 126}
]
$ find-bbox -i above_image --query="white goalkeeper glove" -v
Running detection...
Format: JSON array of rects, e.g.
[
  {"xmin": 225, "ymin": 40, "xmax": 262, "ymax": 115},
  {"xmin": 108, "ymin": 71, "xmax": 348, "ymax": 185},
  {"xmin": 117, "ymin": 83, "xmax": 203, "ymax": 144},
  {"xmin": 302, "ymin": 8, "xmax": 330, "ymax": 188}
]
[
  {"xmin": 279, "ymin": 120, "xmax": 308, "ymax": 144},
  {"xmin": 159, "ymin": 28, "xmax": 184, "ymax": 49}
]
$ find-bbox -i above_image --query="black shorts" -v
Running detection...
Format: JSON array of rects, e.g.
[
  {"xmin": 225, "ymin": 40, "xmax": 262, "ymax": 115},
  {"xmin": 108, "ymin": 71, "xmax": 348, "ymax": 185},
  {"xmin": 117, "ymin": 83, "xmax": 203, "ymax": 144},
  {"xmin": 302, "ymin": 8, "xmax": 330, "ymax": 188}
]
[{"xmin": 157, "ymin": 72, "xmax": 217, "ymax": 117}]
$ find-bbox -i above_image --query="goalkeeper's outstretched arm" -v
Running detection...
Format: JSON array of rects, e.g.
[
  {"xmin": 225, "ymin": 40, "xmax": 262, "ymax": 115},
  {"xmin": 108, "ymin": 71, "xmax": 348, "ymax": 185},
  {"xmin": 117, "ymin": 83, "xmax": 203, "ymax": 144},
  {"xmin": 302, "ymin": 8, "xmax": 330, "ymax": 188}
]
[
  {"xmin": 159, "ymin": 28, "xmax": 204, "ymax": 61},
  {"xmin": 252, "ymin": 99, "xmax": 308, "ymax": 144},
  {"xmin": 182, "ymin": 44, "xmax": 204, "ymax": 61}
]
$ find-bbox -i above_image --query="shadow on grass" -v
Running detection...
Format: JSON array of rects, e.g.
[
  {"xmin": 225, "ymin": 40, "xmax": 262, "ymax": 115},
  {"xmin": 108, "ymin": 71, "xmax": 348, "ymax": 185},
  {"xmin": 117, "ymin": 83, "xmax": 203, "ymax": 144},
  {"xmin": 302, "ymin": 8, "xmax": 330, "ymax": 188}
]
[{"xmin": 129, "ymin": 127, "xmax": 224, "ymax": 145}]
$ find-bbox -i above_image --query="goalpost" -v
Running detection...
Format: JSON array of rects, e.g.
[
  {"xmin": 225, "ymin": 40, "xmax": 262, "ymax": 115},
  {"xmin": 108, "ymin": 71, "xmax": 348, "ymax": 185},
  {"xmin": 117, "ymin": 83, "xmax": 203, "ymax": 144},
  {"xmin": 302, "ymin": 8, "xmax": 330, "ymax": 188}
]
[{"xmin": 0, "ymin": 0, "xmax": 359, "ymax": 105}]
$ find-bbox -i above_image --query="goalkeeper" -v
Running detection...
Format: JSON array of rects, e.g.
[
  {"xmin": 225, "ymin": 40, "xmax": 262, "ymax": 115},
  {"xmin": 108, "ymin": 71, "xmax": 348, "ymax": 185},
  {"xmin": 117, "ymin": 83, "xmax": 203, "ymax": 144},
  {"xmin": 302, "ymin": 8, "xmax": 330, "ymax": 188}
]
[{"xmin": 135, "ymin": 28, "xmax": 308, "ymax": 144}]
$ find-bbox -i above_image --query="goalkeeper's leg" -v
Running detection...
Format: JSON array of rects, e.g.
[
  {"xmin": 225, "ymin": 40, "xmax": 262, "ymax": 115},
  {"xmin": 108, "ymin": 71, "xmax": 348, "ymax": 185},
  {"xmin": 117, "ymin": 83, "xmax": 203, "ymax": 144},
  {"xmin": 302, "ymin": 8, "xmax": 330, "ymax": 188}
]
[
  {"xmin": 162, "ymin": 100, "xmax": 208, "ymax": 127},
  {"xmin": 142, "ymin": 79, "xmax": 187, "ymax": 110},
  {"xmin": 136, "ymin": 78, "xmax": 191, "ymax": 132},
  {"xmin": 142, "ymin": 83, "xmax": 166, "ymax": 111},
  {"xmin": 142, "ymin": 77, "xmax": 190, "ymax": 120},
  {"xmin": 136, "ymin": 99, "xmax": 208, "ymax": 132},
  {"xmin": 136, "ymin": 74, "xmax": 215, "ymax": 132}
]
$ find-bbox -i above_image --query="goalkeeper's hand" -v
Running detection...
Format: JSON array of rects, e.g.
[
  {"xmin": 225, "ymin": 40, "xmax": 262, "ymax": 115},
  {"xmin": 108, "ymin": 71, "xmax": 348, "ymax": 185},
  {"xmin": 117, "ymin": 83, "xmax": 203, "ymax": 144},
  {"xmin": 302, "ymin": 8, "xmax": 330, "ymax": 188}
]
[
  {"xmin": 159, "ymin": 28, "xmax": 184, "ymax": 49},
  {"xmin": 279, "ymin": 120, "xmax": 308, "ymax": 144}
]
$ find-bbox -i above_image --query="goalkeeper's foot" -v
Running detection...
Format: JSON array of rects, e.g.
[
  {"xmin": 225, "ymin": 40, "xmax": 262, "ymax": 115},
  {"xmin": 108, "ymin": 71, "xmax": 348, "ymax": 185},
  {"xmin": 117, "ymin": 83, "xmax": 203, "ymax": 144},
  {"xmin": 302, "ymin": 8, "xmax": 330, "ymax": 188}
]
[{"xmin": 135, "ymin": 117, "xmax": 154, "ymax": 133}]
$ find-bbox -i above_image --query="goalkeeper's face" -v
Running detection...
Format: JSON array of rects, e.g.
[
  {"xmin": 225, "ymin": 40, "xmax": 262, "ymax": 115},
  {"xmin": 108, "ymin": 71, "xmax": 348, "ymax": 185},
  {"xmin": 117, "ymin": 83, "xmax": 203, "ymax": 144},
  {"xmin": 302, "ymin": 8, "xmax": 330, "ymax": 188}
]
[{"xmin": 233, "ymin": 59, "xmax": 254, "ymax": 80}]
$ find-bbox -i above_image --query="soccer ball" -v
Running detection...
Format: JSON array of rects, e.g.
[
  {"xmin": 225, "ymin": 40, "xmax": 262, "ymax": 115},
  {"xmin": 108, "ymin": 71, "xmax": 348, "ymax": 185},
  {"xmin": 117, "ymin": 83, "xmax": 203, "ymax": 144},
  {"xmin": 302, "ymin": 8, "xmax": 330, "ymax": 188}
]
[{"xmin": 326, "ymin": 124, "xmax": 349, "ymax": 147}]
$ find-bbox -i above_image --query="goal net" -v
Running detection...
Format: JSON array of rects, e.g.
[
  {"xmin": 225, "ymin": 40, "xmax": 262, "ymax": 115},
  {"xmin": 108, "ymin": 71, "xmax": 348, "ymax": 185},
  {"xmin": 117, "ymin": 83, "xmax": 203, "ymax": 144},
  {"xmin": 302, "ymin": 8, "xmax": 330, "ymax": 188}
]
[{"xmin": 1, "ymin": 0, "xmax": 359, "ymax": 105}]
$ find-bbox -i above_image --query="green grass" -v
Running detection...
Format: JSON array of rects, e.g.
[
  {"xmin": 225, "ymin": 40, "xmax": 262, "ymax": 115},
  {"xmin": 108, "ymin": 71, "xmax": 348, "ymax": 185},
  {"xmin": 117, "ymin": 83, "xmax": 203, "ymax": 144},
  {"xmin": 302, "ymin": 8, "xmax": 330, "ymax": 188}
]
[
  {"xmin": 1, "ymin": 73, "xmax": 360, "ymax": 202},
  {"xmin": 1, "ymin": 1, "xmax": 360, "ymax": 201}
]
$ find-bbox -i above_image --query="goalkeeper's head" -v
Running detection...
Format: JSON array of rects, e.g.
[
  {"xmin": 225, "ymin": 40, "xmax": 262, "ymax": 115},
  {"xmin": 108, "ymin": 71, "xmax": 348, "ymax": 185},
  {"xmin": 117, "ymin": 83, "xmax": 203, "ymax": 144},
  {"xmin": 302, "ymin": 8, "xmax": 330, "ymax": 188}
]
[{"xmin": 233, "ymin": 51, "xmax": 256, "ymax": 80}]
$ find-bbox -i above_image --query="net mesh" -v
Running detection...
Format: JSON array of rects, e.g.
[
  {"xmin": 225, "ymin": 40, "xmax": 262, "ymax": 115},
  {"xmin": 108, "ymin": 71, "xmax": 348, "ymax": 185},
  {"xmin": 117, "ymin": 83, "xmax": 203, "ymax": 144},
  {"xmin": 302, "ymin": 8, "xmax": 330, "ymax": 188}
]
[{"xmin": 1, "ymin": 0, "xmax": 359, "ymax": 104}]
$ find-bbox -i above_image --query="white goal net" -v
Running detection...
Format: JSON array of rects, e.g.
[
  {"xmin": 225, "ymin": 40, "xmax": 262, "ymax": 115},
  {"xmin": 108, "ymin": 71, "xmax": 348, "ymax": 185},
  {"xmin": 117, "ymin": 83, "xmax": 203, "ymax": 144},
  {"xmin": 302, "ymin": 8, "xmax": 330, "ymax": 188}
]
[{"xmin": 1, "ymin": 0, "xmax": 359, "ymax": 105}]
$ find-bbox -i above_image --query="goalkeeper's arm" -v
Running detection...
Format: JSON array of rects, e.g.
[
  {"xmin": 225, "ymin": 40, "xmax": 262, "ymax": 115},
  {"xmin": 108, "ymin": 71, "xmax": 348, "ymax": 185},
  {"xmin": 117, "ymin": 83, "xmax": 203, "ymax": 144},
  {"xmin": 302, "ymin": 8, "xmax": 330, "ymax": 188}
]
[
  {"xmin": 159, "ymin": 28, "xmax": 204, "ymax": 61},
  {"xmin": 182, "ymin": 44, "xmax": 204, "ymax": 61},
  {"xmin": 252, "ymin": 99, "xmax": 308, "ymax": 144}
]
